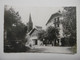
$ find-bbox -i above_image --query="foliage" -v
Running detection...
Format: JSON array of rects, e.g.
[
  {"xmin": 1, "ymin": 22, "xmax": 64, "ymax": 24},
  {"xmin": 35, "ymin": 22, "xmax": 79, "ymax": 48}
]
[
  {"xmin": 45, "ymin": 26, "xmax": 59, "ymax": 42},
  {"xmin": 62, "ymin": 7, "xmax": 76, "ymax": 37},
  {"xmin": 4, "ymin": 6, "xmax": 28, "ymax": 52},
  {"xmin": 62, "ymin": 7, "xmax": 76, "ymax": 46},
  {"xmin": 4, "ymin": 6, "xmax": 27, "ymax": 40}
]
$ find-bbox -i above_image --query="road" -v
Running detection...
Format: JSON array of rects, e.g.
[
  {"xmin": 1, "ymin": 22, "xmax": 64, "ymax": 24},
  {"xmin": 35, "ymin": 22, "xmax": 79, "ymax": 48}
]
[{"xmin": 26, "ymin": 45, "xmax": 73, "ymax": 54}]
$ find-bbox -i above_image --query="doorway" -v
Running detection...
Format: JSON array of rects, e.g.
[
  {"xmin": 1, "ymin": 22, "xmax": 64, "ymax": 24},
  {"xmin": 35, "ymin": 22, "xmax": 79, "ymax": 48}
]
[{"xmin": 35, "ymin": 39, "xmax": 37, "ymax": 45}]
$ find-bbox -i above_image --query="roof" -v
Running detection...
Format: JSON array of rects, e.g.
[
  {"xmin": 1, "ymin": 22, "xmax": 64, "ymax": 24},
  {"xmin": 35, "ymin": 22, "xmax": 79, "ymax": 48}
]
[
  {"xmin": 28, "ymin": 26, "xmax": 42, "ymax": 36},
  {"xmin": 29, "ymin": 28, "xmax": 36, "ymax": 35},
  {"xmin": 46, "ymin": 12, "xmax": 62, "ymax": 25},
  {"xmin": 35, "ymin": 26, "xmax": 42, "ymax": 29}
]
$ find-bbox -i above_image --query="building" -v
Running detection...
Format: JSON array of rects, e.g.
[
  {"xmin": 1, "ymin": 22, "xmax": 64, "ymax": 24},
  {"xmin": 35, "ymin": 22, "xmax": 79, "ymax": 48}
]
[
  {"xmin": 46, "ymin": 11, "xmax": 64, "ymax": 46},
  {"xmin": 25, "ymin": 26, "xmax": 43, "ymax": 48}
]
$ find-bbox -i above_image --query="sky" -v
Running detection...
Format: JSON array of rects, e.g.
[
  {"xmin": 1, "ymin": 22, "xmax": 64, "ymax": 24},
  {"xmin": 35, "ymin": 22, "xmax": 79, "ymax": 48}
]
[{"xmin": 9, "ymin": 6, "xmax": 63, "ymax": 29}]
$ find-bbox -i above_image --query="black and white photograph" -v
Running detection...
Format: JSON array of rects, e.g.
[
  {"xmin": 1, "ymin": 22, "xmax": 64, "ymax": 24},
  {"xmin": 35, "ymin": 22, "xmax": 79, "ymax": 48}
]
[
  {"xmin": 0, "ymin": 0, "xmax": 80, "ymax": 60},
  {"xmin": 4, "ymin": 5, "xmax": 77, "ymax": 54}
]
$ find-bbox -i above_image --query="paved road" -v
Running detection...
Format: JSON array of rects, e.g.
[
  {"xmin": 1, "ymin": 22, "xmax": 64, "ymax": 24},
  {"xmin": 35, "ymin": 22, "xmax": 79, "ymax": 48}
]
[{"xmin": 27, "ymin": 46, "xmax": 73, "ymax": 54}]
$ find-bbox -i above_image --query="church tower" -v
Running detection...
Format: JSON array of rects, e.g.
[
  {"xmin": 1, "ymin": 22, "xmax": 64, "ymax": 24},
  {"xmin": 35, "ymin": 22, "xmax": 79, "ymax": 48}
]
[{"xmin": 27, "ymin": 13, "xmax": 33, "ymax": 32}]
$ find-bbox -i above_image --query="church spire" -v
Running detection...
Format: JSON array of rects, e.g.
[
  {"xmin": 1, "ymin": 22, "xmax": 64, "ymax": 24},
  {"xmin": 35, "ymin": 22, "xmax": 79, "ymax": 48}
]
[
  {"xmin": 29, "ymin": 13, "xmax": 32, "ymax": 23},
  {"xmin": 27, "ymin": 13, "xmax": 33, "ymax": 32}
]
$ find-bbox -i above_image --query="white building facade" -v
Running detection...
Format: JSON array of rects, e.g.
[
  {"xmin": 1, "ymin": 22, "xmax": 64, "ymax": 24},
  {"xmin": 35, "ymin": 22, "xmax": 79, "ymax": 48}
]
[{"xmin": 46, "ymin": 11, "xmax": 64, "ymax": 46}]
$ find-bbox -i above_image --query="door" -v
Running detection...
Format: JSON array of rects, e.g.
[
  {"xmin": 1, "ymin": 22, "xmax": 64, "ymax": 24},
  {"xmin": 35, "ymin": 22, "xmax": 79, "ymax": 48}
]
[{"xmin": 35, "ymin": 39, "xmax": 37, "ymax": 45}]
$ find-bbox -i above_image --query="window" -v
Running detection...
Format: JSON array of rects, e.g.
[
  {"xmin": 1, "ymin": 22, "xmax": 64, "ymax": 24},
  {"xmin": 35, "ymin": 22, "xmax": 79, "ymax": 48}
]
[
  {"xmin": 57, "ymin": 17, "xmax": 59, "ymax": 23},
  {"xmin": 57, "ymin": 23, "xmax": 59, "ymax": 27},
  {"xmin": 54, "ymin": 18, "xmax": 56, "ymax": 27},
  {"xmin": 57, "ymin": 17, "xmax": 60, "ymax": 27},
  {"xmin": 54, "ymin": 18, "xmax": 56, "ymax": 23}
]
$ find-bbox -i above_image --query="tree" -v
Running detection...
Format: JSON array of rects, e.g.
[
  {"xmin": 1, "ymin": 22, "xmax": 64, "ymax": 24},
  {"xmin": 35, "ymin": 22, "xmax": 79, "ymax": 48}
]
[
  {"xmin": 44, "ymin": 26, "xmax": 59, "ymax": 45},
  {"xmin": 4, "ymin": 5, "xmax": 28, "ymax": 52},
  {"xmin": 4, "ymin": 6, "xmax": 20, "ymax": 45},
  {"xmin": 62, "ymin": 7, "xmax": 76, "ymax": 46}
]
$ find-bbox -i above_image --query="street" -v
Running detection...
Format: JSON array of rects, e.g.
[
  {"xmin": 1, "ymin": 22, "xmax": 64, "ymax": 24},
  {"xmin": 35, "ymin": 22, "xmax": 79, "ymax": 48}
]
[{"xmin": 26, "ymin": 46, "xmax": 73, "ymax": 54}]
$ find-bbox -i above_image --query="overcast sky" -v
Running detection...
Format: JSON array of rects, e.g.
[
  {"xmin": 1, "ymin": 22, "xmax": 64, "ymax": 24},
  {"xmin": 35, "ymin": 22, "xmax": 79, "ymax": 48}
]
[{"xmin": 10, "ymin": 6, "xmax": 63, "ymax": 29}]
